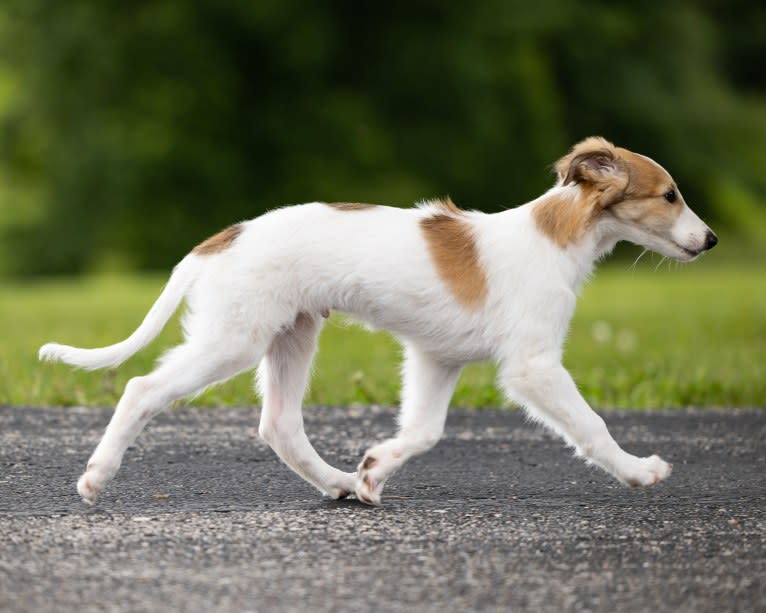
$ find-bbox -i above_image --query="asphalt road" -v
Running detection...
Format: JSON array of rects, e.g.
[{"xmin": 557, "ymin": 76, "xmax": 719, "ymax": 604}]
[{"xmin": 0, "ymin": 405, "xmax": 764, "ymax": 612}]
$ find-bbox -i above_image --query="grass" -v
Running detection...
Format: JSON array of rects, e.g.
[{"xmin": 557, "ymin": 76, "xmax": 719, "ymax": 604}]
[{"xmin": 1, "ymin": 259, "xmax": 764, "ymax": 409}]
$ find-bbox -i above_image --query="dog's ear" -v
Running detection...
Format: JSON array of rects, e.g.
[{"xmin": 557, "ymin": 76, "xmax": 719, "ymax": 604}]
[
  {"xmin": 556, "ymin": 137, "xmax": 630, "ymax": 208},
  {"xmin": 555, "ymin": 137, "xmax": 625, "ymax": 185}
]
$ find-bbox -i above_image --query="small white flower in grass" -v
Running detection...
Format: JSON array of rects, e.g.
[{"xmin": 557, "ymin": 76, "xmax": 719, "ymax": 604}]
[
  {"xmin": 616, "ymin": 329, "xmax": 638, "ymax": 352},
  {"xmin": 591, "ymin": 320, "xmax": 612, "ymax": 344}
]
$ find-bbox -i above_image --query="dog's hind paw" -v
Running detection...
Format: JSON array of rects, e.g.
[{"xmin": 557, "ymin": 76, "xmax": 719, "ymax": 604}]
[
  {"xmin": 623, "ymin": 455, "xmax": 672, "ymax": 488},
  {"xmin": 324, "ymin": 471, "xmax": 357, "ymax": 500}
]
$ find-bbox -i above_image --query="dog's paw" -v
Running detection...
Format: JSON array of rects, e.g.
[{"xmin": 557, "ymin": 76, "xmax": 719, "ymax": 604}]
[
  {"xmin": 623, "ymin": 455, "xmax": 672, "ymax": 488},
  {"xmin": 76, "ymin": 462, "xmax": 116, "ymax": 505},
  {"xmin": 77, "ymin": 471, "xmax": 103, "ymax": 505},
  {"xmin": 354, "ymin": 455, "xmax": 385, "ymax": 506},
  {"xmin": 325, "ymin": 472, "xmax": 357, "ymax": 500}
]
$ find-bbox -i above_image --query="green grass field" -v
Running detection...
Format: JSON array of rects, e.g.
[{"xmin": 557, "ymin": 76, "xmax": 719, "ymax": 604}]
[{"xmin": 1, "ymin": 261, "xmax": 764, "ymax": 409}]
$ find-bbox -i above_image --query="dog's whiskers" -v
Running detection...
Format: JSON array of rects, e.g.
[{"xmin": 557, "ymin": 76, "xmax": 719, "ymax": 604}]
[{"xmin": 630, "ymin": 249, "xmax": 649, "ymax": 271}]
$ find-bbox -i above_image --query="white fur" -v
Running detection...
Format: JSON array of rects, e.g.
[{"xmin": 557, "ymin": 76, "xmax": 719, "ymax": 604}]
[
  {"xmin": 41, "ymin": 181, "xmax": 714, "ymax": 506},
  {"xmin": 39, "ymin": 255, "xmax": 199, "ymax": 369}
]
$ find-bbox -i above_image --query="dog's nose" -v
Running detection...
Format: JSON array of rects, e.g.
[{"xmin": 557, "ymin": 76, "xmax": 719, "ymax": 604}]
[{"xmin": 704, "ymin": 231, "xmax": 718, "ymax": 251}]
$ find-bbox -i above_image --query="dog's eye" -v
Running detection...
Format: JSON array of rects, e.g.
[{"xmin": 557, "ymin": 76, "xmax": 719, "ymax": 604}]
[{"xmin": 664, "ymin": 189, "xmax": 676, "ymax": 203}]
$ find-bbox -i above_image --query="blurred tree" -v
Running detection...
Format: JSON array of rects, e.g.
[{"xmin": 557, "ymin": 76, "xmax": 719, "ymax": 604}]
[{"xmin": 0, "ymin": 0, "xmax": 764, "ymax": 274}]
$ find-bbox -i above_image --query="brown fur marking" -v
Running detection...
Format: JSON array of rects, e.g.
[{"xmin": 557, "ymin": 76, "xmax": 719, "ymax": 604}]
[
  {"xmin": 431, "ymin": 196, "xmax": 462, "ymax": 215},
  {"xmin": 325, "ymin": 202, "xmax": 377, "ymax": 211},
  {"xmin": 554, "ymin": 136, "xmax": 616, "ymax": 184},
  {"xmin": 538, "ymin": 138, "xmax": 619, "ymax": 245},
  {"xmin": 537, "ymin": 137, "xmax": 681, "ymax": 247},
  {"xmin": 609, "ymin": 148, "xmax": 682, "ymax": 230},
  {"xmin": 618, "ymin": 149, "xmax": 672, "ymax": 199},
  {"xmin": 193, "ymin": 224, "xmax": 243, "ymax": 255},
  {"xmin": 420, "ymin": 213, "xmax": 488, "ymax": 310},
  {"xmin": 533, "ymin": 191, "xmax": 602, "ymax": 248}
]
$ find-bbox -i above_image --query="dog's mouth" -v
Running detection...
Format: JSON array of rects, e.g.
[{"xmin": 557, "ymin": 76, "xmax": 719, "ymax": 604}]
[{"xmin": 672, "ymin": 241, "xmax": 702, "ymax": 259}]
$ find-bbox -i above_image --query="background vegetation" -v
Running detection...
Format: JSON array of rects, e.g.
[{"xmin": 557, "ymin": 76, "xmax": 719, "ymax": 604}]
[
  {"xmin": 0, "ymin": 1, "xmax": 765, "ymax": 275},
  {"xmin": 3, "ymin": 264, "xmax": 764, "ymax": 408},
  {"xmin": 0, "ymin": 2, "xmax": 763, "ymax": 408}
]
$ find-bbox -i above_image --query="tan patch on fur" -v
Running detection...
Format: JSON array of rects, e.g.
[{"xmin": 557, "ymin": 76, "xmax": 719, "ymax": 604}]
[
  {"xmin": 538, "ymin": 137, "xmax": 681, "ymax": 247},
  {"xmin": 192, "ymin": 224, "xmax": 243, "ymax": 255},
  {"xmin": 554, "ymin": 137, "xmax": 617, "ymax": 185},
  {"xmin": 420, "ymin": 213, "xmax": 488, "ymax": 310},
  {"xmin": 325, "ymin": 202, "xmax": 377, "ymax": 211},
  {"xmin": 618, "ymin": 149, "xmax": 672, "ymax": 199},
  {"xmin": 533, "ymin": 191, "xmax": 602, "ymax": 247},
  {"xmin": 538, "ymin": 137, "xmax": 618, "ymax": 245},
  {"xmin": 610, "ymin": 148, "xmax": 682, "ymax": 230},
  {"xmin": 431, "ymin": 196, "xmax": 462, "ymax": 215},
  {"xmin": 610, "ymin": 196, "xmax": 681, "ymax": 232}
]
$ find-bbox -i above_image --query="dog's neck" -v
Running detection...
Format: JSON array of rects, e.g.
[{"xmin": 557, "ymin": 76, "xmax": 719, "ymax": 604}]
[
  {"xmin": 487, "ymin": 188, "xmax": 621, "ymax": 291},
  {"xmin": 558, "ymin": 223, "xmax": 620, "ymax": 290}
]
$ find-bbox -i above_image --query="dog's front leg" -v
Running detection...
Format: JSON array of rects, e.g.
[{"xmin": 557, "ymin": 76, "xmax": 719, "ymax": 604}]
[
  {"xmin": 355, "ymin": 346, "xmax": 462, "ymax": 505},
  {"xmin": 500, "ymin": 359, "xmax": 672, "ymax": 487}
]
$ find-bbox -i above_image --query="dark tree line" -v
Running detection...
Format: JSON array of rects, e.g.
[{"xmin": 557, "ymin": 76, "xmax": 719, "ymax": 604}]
[{"xmin": 1, "ymin": 0, "xmax": 765, "ymax": 274}]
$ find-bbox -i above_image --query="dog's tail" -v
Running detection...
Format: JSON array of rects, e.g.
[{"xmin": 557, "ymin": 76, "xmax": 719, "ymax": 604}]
[{"xmin": 39, "ymin": 255, "xmax": 200, "ymax": 370}]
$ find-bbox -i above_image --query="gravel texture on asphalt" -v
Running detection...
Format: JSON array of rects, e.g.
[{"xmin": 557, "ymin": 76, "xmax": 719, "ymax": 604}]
[{"xmin": 0, "ymin": 405, "xmax": 764, "ymax": 612}]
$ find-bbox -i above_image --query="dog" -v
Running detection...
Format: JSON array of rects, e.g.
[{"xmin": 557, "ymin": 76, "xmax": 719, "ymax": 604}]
[{"xmin": 40, "ymin": 137, "xmax": 718, "ymax": 506}]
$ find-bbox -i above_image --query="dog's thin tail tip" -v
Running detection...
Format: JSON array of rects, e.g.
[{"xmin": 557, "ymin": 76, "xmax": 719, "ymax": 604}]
[
  {"xmin": 38, "ymin": 342, "xmax": 111, "ymax": 370},
  {"xmin": 38, "ymin": 342, "xmax": 63, "ymax": 363},
  {"xmin": 39, "ymin": 256, "xmax": 198, "ymax": 372},
  {"xmin": 39, "ymin": 342, "xmax": 84, "ymax": 367}
]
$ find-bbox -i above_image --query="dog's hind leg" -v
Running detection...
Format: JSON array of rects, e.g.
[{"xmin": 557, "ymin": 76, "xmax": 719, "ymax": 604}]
[
  {"xmin": 355, "ymin": 345, "xmax": 462, "ymax": 505},
  {"xmin": 77, "ymin": 341, "xmax": 261, "ymax": 504},
  {"xmin": 500, "ymin": 359, "xmax": 672, "ymax": 488},
  {"xmin": 257, "ymin": 312, "xmax": 357, "ymax": 499}
]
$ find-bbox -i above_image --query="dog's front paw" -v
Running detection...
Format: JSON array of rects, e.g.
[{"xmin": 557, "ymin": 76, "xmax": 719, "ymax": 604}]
[
  {"xmin": 623, "ymin": 455, "xmax": 672, "ymax": 488},
  {"xmin": 76, "ymin": 463, "xmax": 116, "ymax": 505},
  {"xmin": 354, "ymin": 455, "xmax": 385, "ymax": 506}
]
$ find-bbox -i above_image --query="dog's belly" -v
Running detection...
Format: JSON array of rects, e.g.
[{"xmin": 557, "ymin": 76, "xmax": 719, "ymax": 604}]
[{"xmin": 335, "ymin": 305, "xmax": 494, "ymax": 365}]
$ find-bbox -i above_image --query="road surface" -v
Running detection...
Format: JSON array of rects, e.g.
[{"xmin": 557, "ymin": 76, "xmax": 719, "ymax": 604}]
[{"xmin": 0, "ymin": 405, "xmax": 764, "ymax": 612}]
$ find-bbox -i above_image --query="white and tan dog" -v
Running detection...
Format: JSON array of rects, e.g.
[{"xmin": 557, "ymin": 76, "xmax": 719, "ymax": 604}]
[{"xmin": 40, "ymin": 137, "xmax": 717, "ymax": 506}]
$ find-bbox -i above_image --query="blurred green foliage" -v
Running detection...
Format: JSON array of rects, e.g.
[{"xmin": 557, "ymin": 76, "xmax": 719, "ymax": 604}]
[
  {"xmin": 1, "ymin": 1, "xmax": 765, "ymax": 275},
  {"xmin": 4, "ymin": 266, "xmax": 764, "ymax": 408}
]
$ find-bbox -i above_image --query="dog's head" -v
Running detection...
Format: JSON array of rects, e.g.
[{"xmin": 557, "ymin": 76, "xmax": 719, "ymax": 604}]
[{"xmin": 541, "ymin": 137, "xmax": 717, "ymax": 261}]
